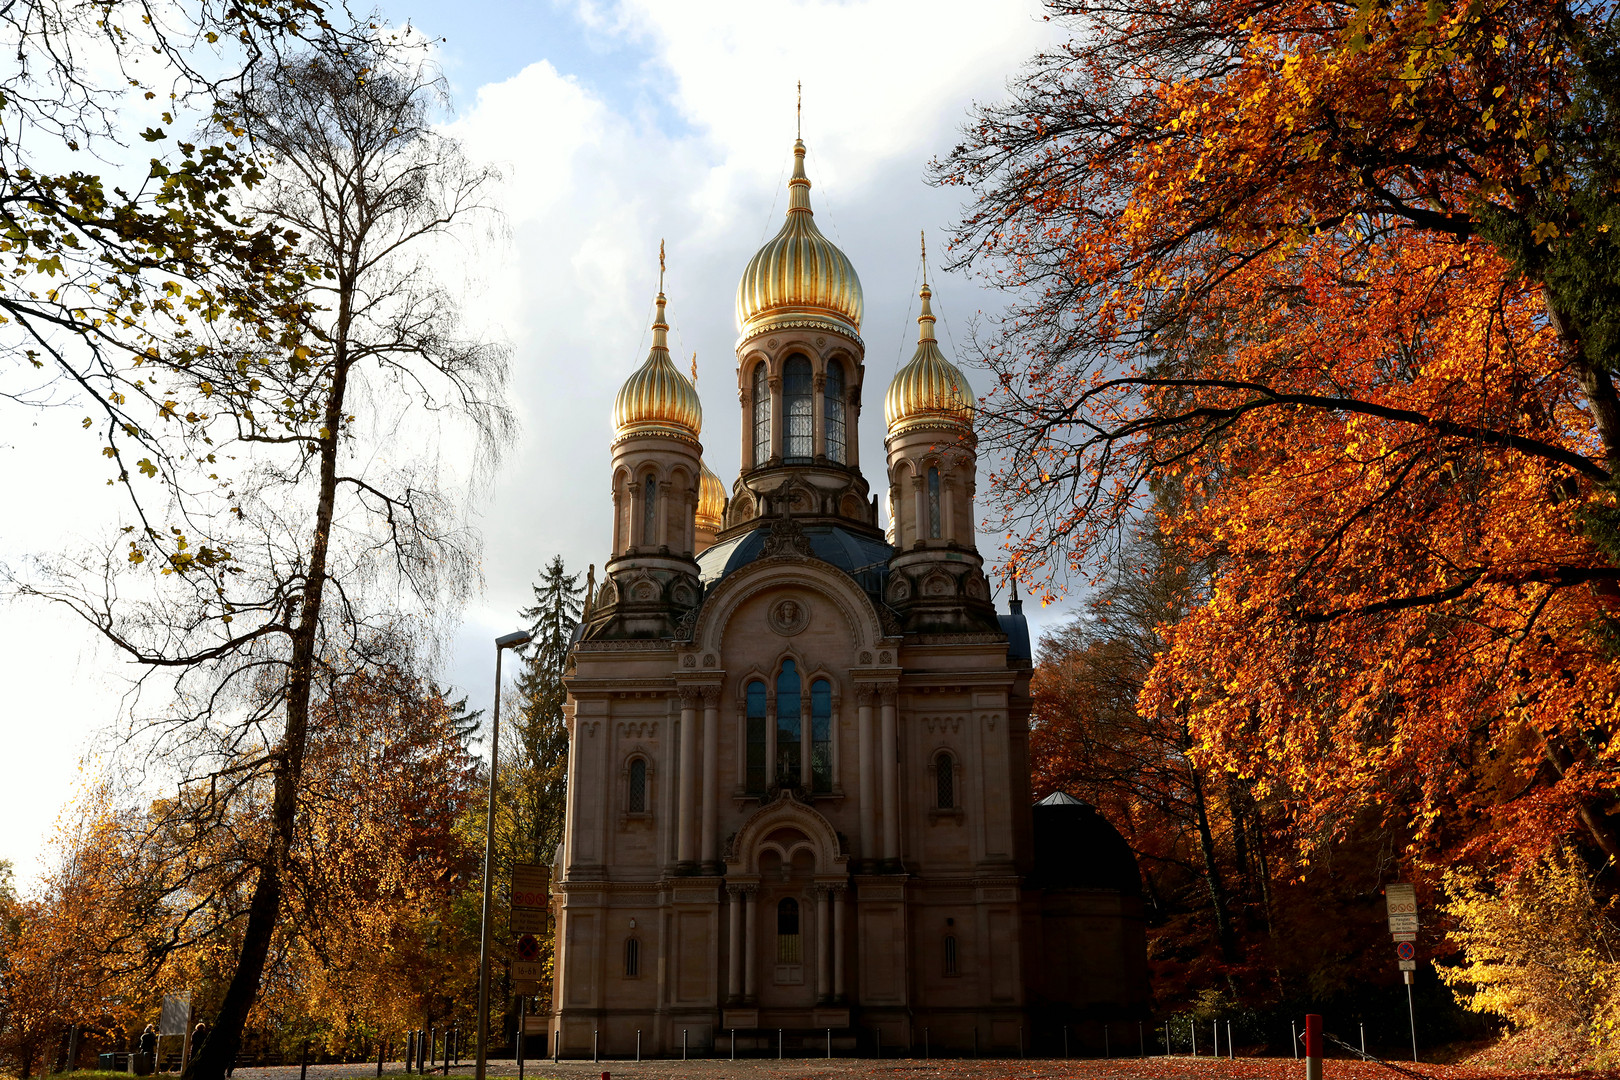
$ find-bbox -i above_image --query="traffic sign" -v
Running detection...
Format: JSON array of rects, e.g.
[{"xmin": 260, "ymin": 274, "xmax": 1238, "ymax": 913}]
[
  {"xmin": 513, "ymin": 961, "xmax": 543, "ymax": 982},
  {"xmin": 511, "ymin": 864, "xmax": 550, "ymax": 935},
  {"xmin": 1386, "ymin": 883, "xmax": 1419, "ymax": 936},
  {"xmin": 1396, "ymin": 941, "xmax": 1415, "ymax": 961},
  {"xmin": 517, "ymin": 934, "xmax": 540, "ymax": 962},
  {"xmin": 1398, "ymin": 959, "xmax": 1417, "ymax": 971}
]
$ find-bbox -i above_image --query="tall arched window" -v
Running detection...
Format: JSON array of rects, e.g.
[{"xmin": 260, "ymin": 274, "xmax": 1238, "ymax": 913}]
[
  {"xmin": 783, "ymin": 356, "xmax": 813, "ymax": 461},
  {"xmin": 746, "ymin": 681, "xmax": 767, "ymax": 793},
  {"xmin": 935, "ymin": 751, "xmax": 956, "ymax": 810},
  {"xmin": 810, "ymin": 678, "xmax": 833, "ymax": 792},
  {"xmin": 776, "ymin": 898, "xmax": 802, "ymax": 963},
  {"xmin": 751, "ymin": 362, "xmax": 770, "ymax": 467},
  {"xmin": 776, "ymin": 659, "xmax": 802, "ymax": 781},
  {"xmin": 824, "ymin": 360, "xmax": 846, "ymax": 463},
  {"xmin": 624, "ymin": 937, "xmax": 640, "ymax": 978},
  {"xmin": 642, "ymin": 473, "xmax": 658, "ymax": 546},
  {"xmin": 927, "ymin": 466, "xmax": 942, "ymax": 539},
  {"xmin": 628, "ymin": 758, "xmax": 647, "ymax": 814}
]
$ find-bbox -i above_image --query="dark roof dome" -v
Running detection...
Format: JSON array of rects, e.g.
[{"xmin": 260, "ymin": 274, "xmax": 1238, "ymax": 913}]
[
  {"xmin": 696, "ymin": 522, "xmax": 893, "ymax": 599},
  {"xmin": 1029, "ymin": 794, "xmax": 1141, "ymax": 894}
]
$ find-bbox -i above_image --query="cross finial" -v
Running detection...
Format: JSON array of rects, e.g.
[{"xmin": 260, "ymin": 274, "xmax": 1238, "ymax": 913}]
[
  {"xmin": 796, "ymin": 81, "xmax": 802, "ymax": 139},
  {"xmin": 691, "ymin": 352, "xmax": 698, "ymax": 383},
  {"xmin": 658, "ymin": 238, "xmax": 665, "ymax": 292},
  {"xmin": 921, "ymin": 229, "xmax": 928, "ymax": 287}
]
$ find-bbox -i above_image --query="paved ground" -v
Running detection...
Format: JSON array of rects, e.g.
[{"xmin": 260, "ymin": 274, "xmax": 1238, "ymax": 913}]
[{"xmin": 201, "ymin": 1057, "xmax": 1575, "ymax": 1080}]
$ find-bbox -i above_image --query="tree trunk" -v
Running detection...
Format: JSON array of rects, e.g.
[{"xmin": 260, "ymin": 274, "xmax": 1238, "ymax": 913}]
[{"xmin": 1189, "ymin": 761, "xmax": 1239, "ymax": 963}]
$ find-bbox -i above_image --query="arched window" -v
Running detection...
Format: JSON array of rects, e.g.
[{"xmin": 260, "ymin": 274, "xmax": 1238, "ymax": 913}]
[
  {"xmin": 642, "ymin": 473, "xmax": 658, "ymax": 546},
  {"xmin": 935, "ymin": 751, "xmax": 955, "ymax": 810},
  {"xmin": 776, "ymin": 898, "xmax": 802, "ymax": 963},
  {"xmin": 943, "ymin": 934, "xmax": 958, "ymax": 976},
  {"xmin": 628, "ymin": 758, "xmax": 647, "ymax": 814},
  {"xmin": 810, "ymin": 678, "xmax": 833, "ymax": 792},
  {"xmin": 745, "ymin": 681, "xmax": 767, "ymax": 793},
  {"xmin": 776, "ymin": 660, "xmax": 802, "ymax": 782},
  {"xmin": 783, "ymin": 356, "xmax": 813, "ymax": 461},
  {"xmin": 752, "ymin": 362, "xmax": 770, "ymax": 466},
  {"xmin": 624, "ymin": 937, "xmax": 640, "ymax": 978},
  {"xmin": 927, "ymin": 467, "xmax": 942, "ymax": 539},
  {"xmin": 824, "ymin": 360, "xmax": 846, "ymax": 463}
]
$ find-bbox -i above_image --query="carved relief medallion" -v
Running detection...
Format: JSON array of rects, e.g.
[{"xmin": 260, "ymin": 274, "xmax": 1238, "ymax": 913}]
[{"xmin": 768, "ymin": 596, "xmax": 810, "ymax": 636}]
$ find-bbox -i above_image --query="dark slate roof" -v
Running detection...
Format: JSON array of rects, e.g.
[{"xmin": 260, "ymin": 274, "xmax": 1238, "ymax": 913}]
[
  {"xmin": 999, "ymin": 611, "xmax": 1031, "ymax": 661},
  {"xmin": 696, "ymin": 523, "xmax": 894, "ymax": 600},
  {"xmin": 1028, "ymin": 795, "xmax": 1142, "ymax": 894}
]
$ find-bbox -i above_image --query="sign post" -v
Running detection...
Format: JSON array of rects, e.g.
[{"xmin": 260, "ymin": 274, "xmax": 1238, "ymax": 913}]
[
  {"xmin": 1386, "ymin": 883, "xmax": 1420, "ymax": 1062},
  {"xmin": 511, "ymin": 864, "xmax": 549, "ymax": 994}
]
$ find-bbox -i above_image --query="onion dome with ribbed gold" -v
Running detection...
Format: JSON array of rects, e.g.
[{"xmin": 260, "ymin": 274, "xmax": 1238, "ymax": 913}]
[
  {"xmin": 735, "ymin": 139, "xmax": 864, "ymax": 343},
  {"xmin": 613, "ymin": 289, "xmax": 703, "ymax": 445},
  {"xmin": 696, "ymin": 458, "xmax": 726, "ymax": 534},
  {"xmin": 885, "ymin": 282, "xmax": 973, "ymax": 437}
]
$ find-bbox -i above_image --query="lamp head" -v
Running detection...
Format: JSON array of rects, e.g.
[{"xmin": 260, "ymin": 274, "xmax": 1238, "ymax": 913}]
[{"xmin": 496, "ymin": 630, "xmax": 533, "ymax": 650}]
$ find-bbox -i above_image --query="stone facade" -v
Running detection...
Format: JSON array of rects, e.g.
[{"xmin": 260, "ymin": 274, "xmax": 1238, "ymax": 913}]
[{"xmin": 549, "ymin": 140, "xmax": 1148, "ymax": 1057}]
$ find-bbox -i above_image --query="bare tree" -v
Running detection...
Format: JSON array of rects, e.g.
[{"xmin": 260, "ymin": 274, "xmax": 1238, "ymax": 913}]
[{"xmin": 13, "ymin": 26, "xmax": 513, "ymax": 1080}]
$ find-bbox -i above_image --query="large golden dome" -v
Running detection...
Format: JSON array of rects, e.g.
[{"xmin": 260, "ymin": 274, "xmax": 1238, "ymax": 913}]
[
  {"xmin": 696, "ymin": 459, "xmax": 726, "ymax": 533},
  {"xmin": 614, "ymin": 291, "xmax": 702, "ymax": 443},
  {"xmin": 736, "ymin": 140, "xmax": 864, "ymax": 342},
  {"xmin": 885, "ymin": 283, "xmax": 974, "ymax": 436}
]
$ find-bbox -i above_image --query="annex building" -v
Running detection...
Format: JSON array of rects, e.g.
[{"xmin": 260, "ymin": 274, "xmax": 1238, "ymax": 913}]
[{"xmin": 550, "ymin": 138, "xmax": 1149, "ymax": 1057}]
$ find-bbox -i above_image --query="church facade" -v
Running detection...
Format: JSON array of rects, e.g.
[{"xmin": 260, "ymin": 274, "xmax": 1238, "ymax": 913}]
[{"xmin": 550, "ymin": 139, "xmax": 1148, "ymax": 1057}]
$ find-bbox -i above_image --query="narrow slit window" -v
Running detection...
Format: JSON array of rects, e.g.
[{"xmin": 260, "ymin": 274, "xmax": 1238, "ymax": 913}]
[
  {"xmin": 824, "ymin": 360, "xmax": 846, "ymax": 463},
  {"xmin": 943, "ymin": 935, "xmax": 958, "ymax": 976},
  {"xmin": 777, "ymin": 660, "xmax": 802, "ymax": 783},
  {"xmin": 927, "ymin": 466, "xmax": 941, "ymax": 539},
  {"xmin": 625, "ymin": 937, "xmax": 640, "ymax": 977},
  {"xmin": 777, "ymin": 898, "xmax": 802, "ymax": 963},
  {"xmin": 810, "ymin": 678, "xmax": 833, "ymax": 792},
  {"xmin": 936, "ymin": 752, "xmax": 955, "ymax": 810},
  {"xmin": 746, "ymin": 681, "xmax": 768, "ymax": 793},
  {"xmin": 752, "ymin": 363, "xmax": 770, "ymax": 466},
  {"xmin": 784, "ymin": 356, "xmax": 813, "ymax": 461},
  {"xmin": 628, "ymin": 758, "xmax": 647, "ymax": 814}
]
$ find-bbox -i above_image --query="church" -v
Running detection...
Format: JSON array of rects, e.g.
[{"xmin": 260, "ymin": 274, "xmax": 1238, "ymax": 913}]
[{"xmin": 550, "ymin": 137, "xmax": 1149, "ymax": 1057}]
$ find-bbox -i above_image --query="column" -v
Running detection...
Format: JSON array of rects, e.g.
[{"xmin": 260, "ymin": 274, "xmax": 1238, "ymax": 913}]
[
  {"xmin": 832, "ymin": 888, "xmax": 846, "ymax": 1000},
  {"xmin": 701, "ymin": 688, "xmax": 720, "ymax": 867},
  {"xmin": 942, "ymin": 475, "xmax": 957, "ymax": 543},
  {"xmin": 727, "ymin": 888, "xmax": 744, "ymax": 1001},
  {"xmin": 880, "ymin": 684, "xmax": 900, "ymax": 862},
  {"xmin": 768, "ymin": 375, "xmax": 783, "ymax": 462},
  {"xmin": 912, "ymin": 475, "xmax": 927, "ymax": 546},
  {"xmin": 847, "ymin": 393, "xmax": 861, "ymax": 470},
  {"xmin": 856, "ymin": 688, "xmax": 877, "ymax": 860},
  {"xmin": 744, "ymin": 889, "xmax": 758, "ymax": 1000},
  {"xmin": 677, "ymin": 688, "xmax": 700, "ymax": 865},
  {"xmin": 812, "ymin": 372, "xmax": 826, "ymax": 457},
  {"xmin": 656, "ymin": 480, "xmax": 671, "ymax": 549},
  {"xmin": 740, "ymin": 386, "xmax": 754, "ymax": 472},
  {"xmin": 765, "ymin": 688, "xmax": 778, "ymax": 785},
  {"xmin": 815, "ymin": 887, "xmax": 830, "ymax": 1001}
]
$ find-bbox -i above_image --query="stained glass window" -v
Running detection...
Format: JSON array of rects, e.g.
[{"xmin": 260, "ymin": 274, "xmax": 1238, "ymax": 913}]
[
  {"xmin": 752, "ymin": 363, "xmax": 770, "ymax": 466},
  {"xmin": 927, "ymin": 466, "xmax": 941, "ymax": 539},
  {"xmin": 628, "ymin": 758, "xmax": 647, "ymax": 813},
  {"xmin": 810, "ymin": 678, "xmax": 832, "ymax": 792},
  {"xmin": 776, "ymin": 659, "xmax": 802, "ymax": 781},
  {"xmin": 824, "ymin": 361, "xmax": 846, "ymax": 464},
  {"xmin": 784, "ymin": 356, "xmax": 813, "ymax": 461},
  {"xmin": 746, "ymin": 681, "xmax": 767, "ymax": 793}
]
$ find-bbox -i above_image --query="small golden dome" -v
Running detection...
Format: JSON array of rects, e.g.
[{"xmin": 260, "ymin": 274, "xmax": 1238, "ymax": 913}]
[
  {"xmin": 885, "ymin": 283, "xmax": 974, "ymax": 436},
  {"xmin": 736, "ymin": 140, "xmax": 864, "ymax": 341},
  {"xmin": 696, "ymin": 459, "xmax": 726, "ymax": 533},
  {"xmin": 614, "ymin": 290, "xmax": 703, "ymax": 443}
]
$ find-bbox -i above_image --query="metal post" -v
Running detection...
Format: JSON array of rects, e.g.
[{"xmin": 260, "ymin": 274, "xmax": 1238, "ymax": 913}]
[
  {"xmin": 683, "ymin": 1029, "xmax": 688, "ymax": 1061},
  {"xmin": 1019, "ymin": 1026, "xmax": 1024, "ymax": 1059},
  {"xmin": 593, "ymin": 1030, "xmax": 598, "ymax": 1064},
  {"xmin": 827, "ymin": 1029, "xmax": 832, "ymax": 1059},
  {"xmin": 1139, "ymin": 1022, "xmax": 1144, "ymax": 1058},
  {"xmin": 429, "ymin": 1026, "xmax": 436, "ymax": 1074},
  {"xmin": 1165, "ymin": 1023, "xmax": 1170, "ymax": 1056},
  {"xmin": 1191, "ymin": 1020, "xmax": 1197, "ymax": 1057},
  {"xmin": 924, "ymin": 1027, "xmax": 929, "ymax": 1060},
  {"xmin": 517, "ymin": 1000, "xmax": 525, "ymax": 1080},
  {"xmin": 1305, "ymin": 1014, "xmax": 1323, "ymax": 1080},
  {"xmin": 778, "ymin": 1029, "xmax": 782, "ymax": 1059},
  {"xmin": 1213, "ymin": 1021, "xmax": 1217, "ymax": 1058},
  {"xmin": 1407, "ymin": 970, "xmax": 1419, "ymax": 1062},
  {"xmin": 1360, "ymin": 1022, "xmax": 1366, "ymax": 1056},
  {"xmin": 970, "ymin": 1028, "xmax": 975, "ymax": 1058},
  {"xmin": 730, "ymin": 1030, "xmax": 735, "ymax": 1061},
  {"xmin": 1228, "ymin": 1021, "xmax": 1233, "ymax": 1060},
  {"xmin": 552, "ymin": 1025, "xmax": 558, "ymax": 1064},
  {"xmin": 476, "ymin": 630, "xmax": 531, "ymax": 1080},
  {"xmin": 1292, "ymin": 1020, "xmax": 1299, "ymax": 1060},
  {"xmin": 636, "ymin": 1030, "xmax": 641, "ymax": 1063},
  {"xmin": 1106, "ymin": 1024, "xmax": 1110, "ymax": 1058},
  {"xmin": 1063, "ymin": 1025, "xmax": 1069, "ymax": 1059}
]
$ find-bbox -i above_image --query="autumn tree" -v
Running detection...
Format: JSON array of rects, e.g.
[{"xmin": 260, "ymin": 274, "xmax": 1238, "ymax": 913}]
[
  {"xmin": 937, "ymin": 0, "xmax": 1620, "ymax": 879},
  {"xmin": 13, "ymin": 27, "xmax": 512, "ymax": 1080}
]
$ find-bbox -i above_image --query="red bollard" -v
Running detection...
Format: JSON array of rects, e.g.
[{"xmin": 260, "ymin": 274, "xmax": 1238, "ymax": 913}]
[
  {"xmin": 601, "ymin": 1073, "xmax": 610, "ymax": 1080},
  {"xmin": 1305, "ymin": 1015, "xmax": 1323, "ymax": 1080}
]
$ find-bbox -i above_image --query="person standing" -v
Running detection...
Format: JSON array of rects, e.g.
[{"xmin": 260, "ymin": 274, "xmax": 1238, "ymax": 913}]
[{"xmin": 137, "ymin": 1025, "xmax": 157, "ymax": 1077}]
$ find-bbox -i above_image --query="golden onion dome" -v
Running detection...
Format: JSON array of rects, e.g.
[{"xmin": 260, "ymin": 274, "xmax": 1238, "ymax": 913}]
[
  {"xmin": 736, "ymin": 139, "xmax": 864, "ymax": 342},
  {"xmin": 885, "ymin": 282, "xmax": 974, "ymax": 437},
  {"xmin": 614, "ymin": 290, "xmax": 703, "ymax": 443},
  {"xmin": 696, "ymin": 459, "xmax": 726, "ymax": 533}
]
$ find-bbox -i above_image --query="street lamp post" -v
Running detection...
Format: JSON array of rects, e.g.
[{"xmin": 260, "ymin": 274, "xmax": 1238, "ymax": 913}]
[{"xmin": 475, "ymin": 629, "xmax": 533, "ymax": 1080}]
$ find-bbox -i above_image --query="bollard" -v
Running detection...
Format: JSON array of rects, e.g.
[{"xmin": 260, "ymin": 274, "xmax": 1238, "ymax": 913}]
[
  {"xmin": 636, "ymin": 1030, "xmax": 641, "ymax": 1063},
  {"xmin": 1292, "ymin": 1020, "xmax": 1299, "ymax": 1060},
  {"xmin": 827, "ymin": 1028, "xmax": 832, "ymax": 1059},
  {"xmin": 878, "ymin": 1028, "xmax": 883, "ymax": 1059},
  {"xmin": 1228, "ymin": 1021, "xmax": 1233, "ymax": 1060},
  {"xmin": 593, "ymin": 1030, "xmax": 599, "ymax": 1064},
  {"xmin": 1191, "ymin": 1019, "xmax": 1197, "ymax": 1057},
  {"xmin": 553, "ymin": 1025, "xmax": 559, "ymax": 1065},
  {"xmin": 778, "ymin": 1029, "xmax": 783, "ymax": 1060},
  {"xmin": 517, "ymin": 999, "xmax": 526, "ymax": 1080},
  {"xmin": 1213, "ymin": 1020, "xmax": 1218, "ymax": 1058},
  {"xmin": 1360, "ymin": 1022, "xmax": 1366, "ymax": 1056},
  {"xmin": 731, "ymin": 1030, "xmax": 736, "ymax": 1061},
  {"xmin": 1063, "ymin": 1024, "xmax": 1069, "ymax": 1059},
  {"xmin": 1106, "ymin": 1023, "xmax": 1110, "ymax": 1058},
  {"xmin": 1140, "ymin": 1021, "xmax": 1145, "ymax": 1058},
  {"xmin": 1305, "ymin": 1014, "xmax": 1323, "ymax": 1080},
  {"xmin": 1165, "ymin": 1023, "xmax": 1171, "ymax": 1056},
  {"xmin": 971, "ymin": 1027, "xmax": 976, "ymax": 1059},
  {"xmin": 1019, "ymin": 1026, "xmax": 1024, "ymax": 1059},
  {"xmin": 429, "ymin": 1027, "xmax": 436, "ymax": 1074},
  {"xmin": 684, "ymin": 1029, "xmax": 689, "ymax": 1061},
  {"xmin": 925, "ymin": 1027, "xmax": 930, "ymax": 1061}
]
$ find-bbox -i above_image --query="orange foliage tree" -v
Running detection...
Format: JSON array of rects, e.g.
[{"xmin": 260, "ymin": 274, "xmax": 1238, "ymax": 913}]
[{"xmin": 938, "ymin": 0, "xmax": 1620, "ymax": 874}]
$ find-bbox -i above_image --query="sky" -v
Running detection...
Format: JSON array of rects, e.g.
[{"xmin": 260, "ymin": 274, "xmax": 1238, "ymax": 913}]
[{"xmin": 0, "ymin": 0, "xmax": 1084, "ymax": 892}]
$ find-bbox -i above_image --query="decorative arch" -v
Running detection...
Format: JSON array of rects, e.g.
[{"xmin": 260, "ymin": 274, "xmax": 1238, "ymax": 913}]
[
  {"xmin": 723, "ymin": 789, "xmax": 848, "ymax": 877},
  {"xmin": 689, "ymin": 559, "xmax": 885, "ymax": 656}
]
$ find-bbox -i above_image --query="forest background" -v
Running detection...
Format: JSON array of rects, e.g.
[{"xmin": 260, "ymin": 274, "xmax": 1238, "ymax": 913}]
[{"xmin": 5, "ymin": 0, "xmax": 1620, "ymax": 1074}]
